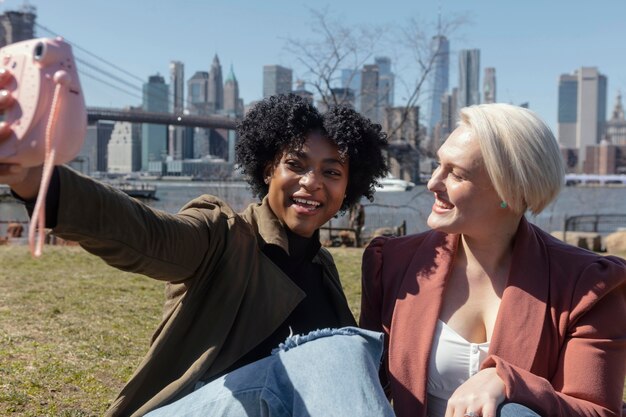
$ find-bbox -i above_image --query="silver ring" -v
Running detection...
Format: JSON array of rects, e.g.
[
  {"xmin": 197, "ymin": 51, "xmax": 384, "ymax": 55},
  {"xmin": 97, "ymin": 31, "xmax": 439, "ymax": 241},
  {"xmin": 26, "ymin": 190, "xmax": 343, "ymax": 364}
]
[{"xmin": 464, "ymin": 412, "xmax": 479, "ymax": 417}]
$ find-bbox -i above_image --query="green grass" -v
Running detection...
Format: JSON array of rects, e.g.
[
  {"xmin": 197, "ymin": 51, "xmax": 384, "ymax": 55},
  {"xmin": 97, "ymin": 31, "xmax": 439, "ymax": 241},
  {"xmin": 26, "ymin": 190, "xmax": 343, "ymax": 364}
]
[{"xmin": 0, "ymin": 245, "xmax": 624, "ymax": 415}]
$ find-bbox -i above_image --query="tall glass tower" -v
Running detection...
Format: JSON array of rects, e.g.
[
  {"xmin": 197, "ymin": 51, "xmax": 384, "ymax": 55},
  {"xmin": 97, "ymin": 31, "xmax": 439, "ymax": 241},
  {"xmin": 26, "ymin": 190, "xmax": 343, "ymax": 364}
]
[
  {"xmin": 458, "ymin": 49, "xmax": 480, "ymax": 109},
  {"xmin": 428, "ymin": 35, "xmax": 449, "ymax": 132},
  {"xmin": 142, "ymin": 74, "xmax": 169, "ymax": 171}
]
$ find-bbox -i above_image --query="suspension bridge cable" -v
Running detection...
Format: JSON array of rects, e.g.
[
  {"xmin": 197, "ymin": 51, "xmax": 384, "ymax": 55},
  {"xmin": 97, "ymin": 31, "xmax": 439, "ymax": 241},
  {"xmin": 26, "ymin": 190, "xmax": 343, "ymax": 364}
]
[
  {"xmin": 35, "ymin": 22, "xmax": 177, "ymax": 107},
  {"xmin": 35, "ymin": 22, "xmax": 146, "ymax": 84}
]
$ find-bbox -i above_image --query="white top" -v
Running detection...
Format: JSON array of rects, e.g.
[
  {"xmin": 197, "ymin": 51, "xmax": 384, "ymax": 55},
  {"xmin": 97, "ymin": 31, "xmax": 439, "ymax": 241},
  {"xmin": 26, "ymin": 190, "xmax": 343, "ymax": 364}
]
[{"xmin": 426, "ymin": 320, "xmax": 490, "ymax": 417}]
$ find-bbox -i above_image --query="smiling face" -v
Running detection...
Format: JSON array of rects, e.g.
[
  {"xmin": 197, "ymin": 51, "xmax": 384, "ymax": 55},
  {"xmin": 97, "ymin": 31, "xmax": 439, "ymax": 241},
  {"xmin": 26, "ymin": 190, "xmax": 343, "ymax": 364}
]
[
  {"xmin": 426, "ymin": 126, "xmax": 511, "ymax": 238},
  {"xmin": 265, "ymin": 132, "xmax": 349, "ymax": 237}
]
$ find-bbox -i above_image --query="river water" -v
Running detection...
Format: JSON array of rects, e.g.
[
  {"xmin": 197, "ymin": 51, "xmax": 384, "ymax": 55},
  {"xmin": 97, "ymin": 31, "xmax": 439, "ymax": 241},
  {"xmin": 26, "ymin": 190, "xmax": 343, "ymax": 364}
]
[{"xmin": 2, "ymin": 180, "xmax": 625, "ymax": 237}]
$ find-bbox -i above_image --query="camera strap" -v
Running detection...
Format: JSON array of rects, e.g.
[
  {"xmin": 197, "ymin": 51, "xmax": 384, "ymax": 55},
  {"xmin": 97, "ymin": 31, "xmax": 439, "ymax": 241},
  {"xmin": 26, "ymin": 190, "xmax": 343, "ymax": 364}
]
[{"xmin": 28, "ymin": 82, "xmax": 63, "ymax": 257}]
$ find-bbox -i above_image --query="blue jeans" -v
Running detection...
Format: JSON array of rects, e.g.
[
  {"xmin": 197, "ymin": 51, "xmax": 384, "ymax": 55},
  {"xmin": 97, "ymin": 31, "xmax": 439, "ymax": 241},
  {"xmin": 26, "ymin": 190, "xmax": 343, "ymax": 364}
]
[
  {"xmin": 498, "ymin": 403, "xmax": 542, "ymax": 417},
  {"xmin": 146, "ymin": 327, "xmax": 395, "ymax": 417}
]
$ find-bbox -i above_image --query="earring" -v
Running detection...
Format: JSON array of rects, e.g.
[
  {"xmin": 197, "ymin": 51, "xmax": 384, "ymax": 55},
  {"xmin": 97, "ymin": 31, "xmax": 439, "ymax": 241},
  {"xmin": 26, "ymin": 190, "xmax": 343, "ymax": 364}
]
[
  {"xmin": 500, "ymin": 201, "xmax": 508, "ymax": 209},
  {"xmin": 264, "ymin": 177, "xmax": 270, "ymax": 184}
]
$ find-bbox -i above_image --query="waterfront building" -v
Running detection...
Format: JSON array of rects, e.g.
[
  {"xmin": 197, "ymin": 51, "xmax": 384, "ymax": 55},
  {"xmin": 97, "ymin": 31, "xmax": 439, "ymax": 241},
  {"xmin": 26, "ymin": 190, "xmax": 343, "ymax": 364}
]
[
  {"xmin": 605, "ymin": 91, "xmax": 626, "ymax": 146},
  {"xmin": 108, "ymin": 122, "xmax": 142, "ymax": 173},
  {"xmin": 376, "ymin": 56, "xmax": 394, "ymax": 110},
  {"xmin": 186, "ymin": 71, "xmax": 209, "ymax": 159},
  {"xmin": 341, "ymin": 69, "xmax": 361, "ymax": 111},
  {"xmin": 71, "ymin": 121, "xmax": 114, "ymax": 175},
  {"xmin": 361, "ymin": 64, "xmax": 380, "ymax": 123},
  {"xmin": 560, "ymin": 147, "xmax": 579, "ymax": 174},
  {"xmin": 483, "ymin": 67, "xmax": 496, "ymax": 104},
  {"xmin": 0, "ymin": 6, "xmax": 35, "ymax": 47},
  {"xmin": 193, "ymin": 127, "xmax": 210, "ymax": 159},
  {"xmin": 318, "ymin": 87, "xmax": 355, "ymax": 112},
  {"xmin": 432, "ymin": 87, "xmax": 458, "ymax": 152},
  {"xmin": 187, "ymin": 71, "xmax": 209, "ymax": 112},
  {"xmin": 458, "ymin": 49, "xmax": 480, "ymax": 108},
  {"xmin": 209, "ymin": 129, "xmax": 229, "ymax": 161},
  {"xmin": 383, "ymin": 106, "xmax": 420, "ymax": 182},
  {"xmin": 169, "ymin": 61, "xmax": 185, "ymax": 160},
  {"xmin": 557, "ymin": 73, "xmax": 578, "ymax": 149},
  {"xmin": 583, "ymin": 140, "xmax": 620, "ymax": 175},
  {"xmin": 263, "ymin": 65, "xmax": 292, "ymax": 98},
  {"xmin": 557, "ymin": 67, "xmax": 607, "ymax": 172},
  {"xmin": 142, "ymin": 74, "xmax": 169, "ymax": 171},
  {"xmin": 293, "ymin": 80, "xmax": 314, "ymax": 105},
  {"xmin": 208, "ymin": 54, "xmax": 224, "ymax": 112},
  {"xmin": 183, "ymin": 125, "xmax": 195, "ymax": 160},
  {"xmin": 223, "ymin": 64, "xmax": 243, "ymax": 117},
  {"xmin": 428, "ymin": 35, "xmax": 450, "ymax": 132}
]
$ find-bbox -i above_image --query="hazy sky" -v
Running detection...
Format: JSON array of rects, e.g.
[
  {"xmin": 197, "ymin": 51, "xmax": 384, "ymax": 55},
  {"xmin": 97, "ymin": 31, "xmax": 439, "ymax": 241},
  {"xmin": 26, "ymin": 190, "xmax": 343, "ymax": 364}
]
[{"xmin": 13, "ymin": 0, "xmax": 626, "ymax": 132}]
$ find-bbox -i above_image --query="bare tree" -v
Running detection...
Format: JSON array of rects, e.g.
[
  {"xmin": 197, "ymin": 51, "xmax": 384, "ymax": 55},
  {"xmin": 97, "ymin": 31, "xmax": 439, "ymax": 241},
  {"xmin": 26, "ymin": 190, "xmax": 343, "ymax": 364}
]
[
  {"xmin": 285, "ymin": 9, "xmax": 467, "ymax": 182},
  {"xmin": 284, "ymin": 8, "xmax": 385, "ymax": 108}
]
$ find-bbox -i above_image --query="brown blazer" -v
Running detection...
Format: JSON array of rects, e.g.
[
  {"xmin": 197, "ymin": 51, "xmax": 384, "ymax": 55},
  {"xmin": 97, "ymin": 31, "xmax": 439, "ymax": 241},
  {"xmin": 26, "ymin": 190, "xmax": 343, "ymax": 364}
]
[{"xmin": 360, "ymin": 218, "xmax": 626, "ymax": 417}]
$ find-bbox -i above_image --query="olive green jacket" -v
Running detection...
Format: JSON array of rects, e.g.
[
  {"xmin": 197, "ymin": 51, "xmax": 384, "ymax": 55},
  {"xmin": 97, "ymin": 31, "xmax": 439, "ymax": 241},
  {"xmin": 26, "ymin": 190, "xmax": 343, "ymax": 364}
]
[{"xmin": 52, "ymin": 166, "xmax": 357, "ymax": 417}]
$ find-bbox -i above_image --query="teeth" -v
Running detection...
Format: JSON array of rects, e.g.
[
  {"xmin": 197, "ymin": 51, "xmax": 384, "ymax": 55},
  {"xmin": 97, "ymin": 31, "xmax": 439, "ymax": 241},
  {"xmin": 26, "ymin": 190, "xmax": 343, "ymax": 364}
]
[
  {"xmin": 435, "ymin": 199, "xmax": 453, "ymax": 209},
  {"xmin": 293, "ymin": 197, "xmax": 321, "ymax": 207}
]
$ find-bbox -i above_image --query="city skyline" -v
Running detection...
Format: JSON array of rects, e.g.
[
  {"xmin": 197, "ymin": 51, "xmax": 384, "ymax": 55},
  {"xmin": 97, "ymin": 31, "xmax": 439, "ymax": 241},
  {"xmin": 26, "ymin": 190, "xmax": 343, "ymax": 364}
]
[{"xmin": 8, "ymin": 0, "xmax": 626, "ymax": 134}]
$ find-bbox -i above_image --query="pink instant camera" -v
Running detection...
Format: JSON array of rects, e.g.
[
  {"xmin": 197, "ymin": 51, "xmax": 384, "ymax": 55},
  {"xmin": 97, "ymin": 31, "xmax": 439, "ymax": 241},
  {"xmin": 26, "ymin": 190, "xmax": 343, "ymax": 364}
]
[
  {"xmin": 0, "ymin": 37, "xmax": 87, "ymax": 256},
  {"xmin": 0, "ymin": 37, "xmax": 86, "ymax": 165}
]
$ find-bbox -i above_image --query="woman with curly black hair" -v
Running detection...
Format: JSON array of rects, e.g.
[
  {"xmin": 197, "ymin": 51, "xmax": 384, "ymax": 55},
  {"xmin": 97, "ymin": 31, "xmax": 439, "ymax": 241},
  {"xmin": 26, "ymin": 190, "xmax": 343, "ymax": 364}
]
[{"xmin": 2, "ymin": 93, "xmax": 393, "ymax": 416}]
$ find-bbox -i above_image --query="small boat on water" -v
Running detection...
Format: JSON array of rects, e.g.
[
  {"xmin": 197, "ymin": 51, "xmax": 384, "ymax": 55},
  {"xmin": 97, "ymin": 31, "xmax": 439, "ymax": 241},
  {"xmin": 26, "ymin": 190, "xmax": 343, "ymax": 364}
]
[
  {"xmin": 114, "ymin": 182, "xmax": 158, "ymax": 200},
  {"xmin": 375, "ymin": 176, "xmax": 416, "ymax": 192}
]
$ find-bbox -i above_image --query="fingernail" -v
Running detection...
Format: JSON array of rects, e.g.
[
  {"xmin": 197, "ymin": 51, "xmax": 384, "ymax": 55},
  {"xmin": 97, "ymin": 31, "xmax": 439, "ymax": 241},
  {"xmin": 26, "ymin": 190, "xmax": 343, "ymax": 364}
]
[
  {"xmin": 0, "ymin": 89, "xmax": 13, "ymax": 105},
  {"xmin": 0, "ymin": 121, "xmax": 10, "ymax": 135}
]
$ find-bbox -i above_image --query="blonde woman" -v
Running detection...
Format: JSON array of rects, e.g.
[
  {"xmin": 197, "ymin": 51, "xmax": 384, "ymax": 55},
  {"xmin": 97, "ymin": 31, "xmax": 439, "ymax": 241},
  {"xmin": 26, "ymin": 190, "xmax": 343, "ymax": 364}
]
[{"xmin": 361, "ymin": 103, "xmax": 626, "ymax": 417}]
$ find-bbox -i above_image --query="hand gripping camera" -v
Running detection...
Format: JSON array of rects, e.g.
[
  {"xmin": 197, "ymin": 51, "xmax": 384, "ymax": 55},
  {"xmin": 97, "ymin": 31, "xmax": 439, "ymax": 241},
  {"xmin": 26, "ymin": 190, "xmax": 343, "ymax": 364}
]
[{"xmin": 0, "ymin": 37, "xmax": 87, "ymax": 256}]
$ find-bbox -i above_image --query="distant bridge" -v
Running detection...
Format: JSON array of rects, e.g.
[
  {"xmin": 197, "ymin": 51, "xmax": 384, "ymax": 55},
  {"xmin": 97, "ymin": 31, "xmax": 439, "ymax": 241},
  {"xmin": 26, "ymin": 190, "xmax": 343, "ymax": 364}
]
[{"xmin": 86, "ymin": 107, "xmax": 238, "ymax": 130}]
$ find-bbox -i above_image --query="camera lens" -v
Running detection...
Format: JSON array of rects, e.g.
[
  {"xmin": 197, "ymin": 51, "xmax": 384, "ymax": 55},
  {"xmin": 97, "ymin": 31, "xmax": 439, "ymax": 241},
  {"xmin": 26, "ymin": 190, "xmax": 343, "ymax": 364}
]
[{"xmin": 33, "ymin": 42, "xmax": 44, "ymax": 61}]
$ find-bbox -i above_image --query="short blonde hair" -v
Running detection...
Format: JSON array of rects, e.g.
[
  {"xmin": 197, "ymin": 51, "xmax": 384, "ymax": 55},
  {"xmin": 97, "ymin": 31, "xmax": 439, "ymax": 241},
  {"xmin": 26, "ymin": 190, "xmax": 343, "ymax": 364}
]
[{"xmin": 458, "ymin": 103, "xmax": 564, "ymax": 215}]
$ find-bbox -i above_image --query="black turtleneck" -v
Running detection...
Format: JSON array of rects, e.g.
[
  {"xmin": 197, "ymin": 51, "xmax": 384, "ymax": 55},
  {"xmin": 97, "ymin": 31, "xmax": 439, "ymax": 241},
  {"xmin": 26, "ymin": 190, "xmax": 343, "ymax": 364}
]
[{"xmin": 219, "ymin": 228, "xmax": 342, "ymax": 376}]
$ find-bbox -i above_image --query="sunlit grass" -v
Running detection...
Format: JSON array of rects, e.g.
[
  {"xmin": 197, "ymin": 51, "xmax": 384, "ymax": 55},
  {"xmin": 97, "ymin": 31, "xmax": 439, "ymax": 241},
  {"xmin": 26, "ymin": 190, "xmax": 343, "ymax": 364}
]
[{"xmin": 0, "ymin": 245, "xmax": 624, "ymax": 415}]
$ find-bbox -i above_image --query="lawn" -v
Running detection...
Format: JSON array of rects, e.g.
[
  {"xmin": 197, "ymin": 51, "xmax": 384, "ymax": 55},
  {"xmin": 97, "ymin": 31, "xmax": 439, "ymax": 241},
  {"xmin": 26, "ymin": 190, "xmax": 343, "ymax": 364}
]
[
  {"xmin": 0, "ymin": 245, "xmax": 624, "ymax": 416},
  {"xmin": 0, "ymin": 246, "xmax": 365, "ymax": 416}
]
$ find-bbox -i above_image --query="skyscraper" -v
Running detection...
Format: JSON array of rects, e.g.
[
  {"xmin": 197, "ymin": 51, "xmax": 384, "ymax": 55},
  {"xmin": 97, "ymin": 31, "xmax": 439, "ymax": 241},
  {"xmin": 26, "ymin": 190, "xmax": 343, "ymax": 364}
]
[
  {"xmin": 293, "ymin": 80, "xmax": 314, "ymax": 105},
  {"xmin": 458, "ymin": 49, "xmax": 480, "ymax": 108},
  {"xmin": 108, "ymin": 122, "xmax": 142, "ymax": 173},
  {"xmin": 208, "ymin": 54, "xmax": 224, "ymax": 112},
  {"xmin": 187, "ymin": 71, "xmax": 209, "ymax": 111},
  {"xmin": 428, "ymin": 35, "xmax": 449, "ymax": 131},
  {"xmin": 360, "ymin": 64, "xmax": 379, "ymax": 122},
  {"xmin": 557, "ymin": 67, "xmax": 608, "ymax": 172},
  {"xmin": 263, "ymin": 65, "xmax": 292, "ymax": 98},
  {"xmin": 557, "ymin": 73, "xmax": 578, "ymax": 149},
  {"xmin": 0, "ymin": 6, "xmax": 36, "ymax": 47},
  {"xmin": 605, "ymin": 91, "xmax": 626, "ymax": 146},
  {"xmin": 376, "ymin": 56, "xmax": 394, "ymax": 109},
  {"xmin": 75, "ymin": 121, "xmax": 114, "ymax": 174},
  {"xmin": 432, "ymin": 87, "xmax": 458, "ymax": 151},
  {"xmin": 577, "ymin": 67, "xmax": 607, "ymax": 153},
  {"xmin": 483, "ymin": 67, "xmax": 496, "ymax": 104},
  {"xmin": 341, "ymin": 68, "xmax": 361, "ymax": 111},
  {"xmin": 142, "ymin": 74, "xmax": 169, "ymax": 171},
  {"xmin": 169, "ymin": 61, "xmax": 185, "ymax": 160},
  {"xmin": 383, "ymin": 106, "xmax": 420, "ymax": 181},
  {"xmin": 224, "ymin": 64, "xmax": 242, "ymax": 117}
]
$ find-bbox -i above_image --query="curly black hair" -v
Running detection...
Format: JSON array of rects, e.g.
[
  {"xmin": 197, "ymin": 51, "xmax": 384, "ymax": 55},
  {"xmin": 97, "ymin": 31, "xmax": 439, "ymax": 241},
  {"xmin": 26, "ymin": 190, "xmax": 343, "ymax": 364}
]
[
  {"xmin": 322, "ymin": 105, "xmax": 388, "ymax": 209},
  {"xmin": 235, "ymin": 94, "xmax": 388, "ymax": 211}
]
